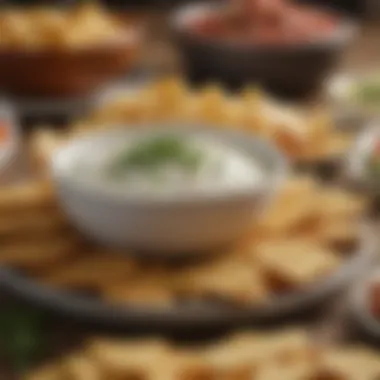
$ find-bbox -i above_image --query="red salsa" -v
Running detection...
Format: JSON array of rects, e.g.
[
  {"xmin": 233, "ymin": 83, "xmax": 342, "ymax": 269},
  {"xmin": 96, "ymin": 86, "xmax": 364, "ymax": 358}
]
[
  {"xmin": 189, "ymin": 0, "xmax": 338, "ymax": 45},
  {"xmin": 369, "ymin": 282, "xmax": 380, "ymax": 320}
]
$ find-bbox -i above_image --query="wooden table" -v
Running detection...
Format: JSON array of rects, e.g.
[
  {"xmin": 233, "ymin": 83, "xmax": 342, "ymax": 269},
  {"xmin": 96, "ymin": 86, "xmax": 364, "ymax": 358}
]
[
  {"xmin": 1, "ymin": 18, "xmax": 380, "ymax": 380},
  {"xmin": 342, "ymin": 23, "xmax": 380, "ymax": 72}
]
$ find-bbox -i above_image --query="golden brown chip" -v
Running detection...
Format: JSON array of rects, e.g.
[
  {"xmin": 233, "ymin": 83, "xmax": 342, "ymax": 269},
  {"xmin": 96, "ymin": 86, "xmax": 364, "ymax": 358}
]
[
  {"xmin": 320, "ymin": 347, "xmax": 380, "ymax": 380},
  {"xmin": 0, "ymin": 181, "xmax": 54, "ymax": 211},
  {"xmin": 323, "ymin": 133, "xmax": 354, "ymax": 159},
  {"xmin": 256, "ymin": 177, "xmax": 318, "ymax": 235},
  {"xmin": 196, "ymin": 329, "xmax": 312, "ymax": 380},
  {"xmin": 193, "ymin": 84, "xmax": 230, "ymax": 126},
  {"xmin": 231, "ymin": 329, "xmax": 312, "ymax": 363},
  {"xmin": 135, "ymin": 348, "xmax": 215, "ymax": 380},
  {"xmin": 265, "ymin": 105, "xmax": 308, "ymax": 158},
  {"xmin": 0, "ymin": 236, "xmax": 80, "ymax": 270},
  {"xmin": 145, "ymin": 76, "xmax": 189, "ymax": 122},
  {"xmin": 0, "ymin": 3, "xmax": 129, "ymax": 50},
  {"xmin": 255, "ymin": 239, "xmax": 340, "ymax": 287},
  {"xmin": 201, "ymin": 335, "xmax": 260, "ymax": 375},
  {"xmin": 41, "ymin": 253, "xmax": 136, "ymax": 290},
  {"xmin": 167, "ymin": 351, "xmax": 215, "ymax": 380},
  {"xmin": 311, "ymin": 218, "xmax": 359, "ymax": 252},
  {"xmin": 174, "ymin": 256, "xmax": 267, "ymax": 305},
  {"xmin": 255, "ymin": 361, "xmax": 314, "ymax": 380},
  {"xmin": 103, "ymin": 275, "xmax": 174, "ymax": 307},
  {"xmin": 227, "ymin": 100, "xmax": 247, "ymax": 129},
  {"xmin": 29, "ymin": 129, "xmax": 66, "ymax": 169},
  {"xmin": 1, "ymin": 12, "xmax": 36, "ymax": 47},
  {"xmin": 87, "ymin": 338, "xmax": 170, "ymax": 377},
  {"xmin": 63, "ymin": 355, "xmax": 100, "ymax": 380},
  {"xmin": 315, "ymin": 189, "xmax": 366, "ymax": 219},
  {"xmin": 0, "ymin": 209, "xmax": 67, "ymax": 237}
]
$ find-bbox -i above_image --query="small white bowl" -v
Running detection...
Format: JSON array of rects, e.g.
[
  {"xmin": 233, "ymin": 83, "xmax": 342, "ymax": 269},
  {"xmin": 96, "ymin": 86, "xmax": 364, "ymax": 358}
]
[
  {"xmin": 345, "ymin": 121, "xmax": 380, "ymax": 194},
  {"xmin": 328, "ymin": 73, "xmax": 380, "ymax": 125},
  {"xmin": 350, "ymin": 268, "xmax": 380, "ymax": 338},
  {"xmin": 51, "ymin": 126, "xmax": 287, "ymax": 255},
  {"xmin": 0, "ymin": 100, "xmax": 19, "ymax": 171}
]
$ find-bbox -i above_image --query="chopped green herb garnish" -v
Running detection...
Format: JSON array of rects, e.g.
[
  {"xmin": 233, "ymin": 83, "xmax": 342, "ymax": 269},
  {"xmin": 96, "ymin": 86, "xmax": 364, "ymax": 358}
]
[
  {"xmin": 0, "ymin": 308, "xmax": 46, "ymax": 372},
  {"xmin": 354, "ymin": 81, "xmax": 380, "ymax": 105},
  {"xmin": 369, "ymin": 157, "xmax": 380, "ymax": 175},
  {"xmin": 108, "ymin": 135, "xmax": 205, "ymax": 177}
]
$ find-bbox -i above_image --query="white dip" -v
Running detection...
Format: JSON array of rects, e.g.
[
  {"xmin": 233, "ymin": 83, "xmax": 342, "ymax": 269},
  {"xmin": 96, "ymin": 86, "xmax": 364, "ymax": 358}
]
[{"xmin": 73, "ymin": 134, "xmax": 265, "ymax": 196}]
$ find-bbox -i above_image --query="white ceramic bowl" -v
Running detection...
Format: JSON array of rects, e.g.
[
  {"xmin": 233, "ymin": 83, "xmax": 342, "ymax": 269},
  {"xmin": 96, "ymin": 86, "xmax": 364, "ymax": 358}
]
[{"xmin": 51, "ymin": 126, "xmax": 287, "ymax": 255}]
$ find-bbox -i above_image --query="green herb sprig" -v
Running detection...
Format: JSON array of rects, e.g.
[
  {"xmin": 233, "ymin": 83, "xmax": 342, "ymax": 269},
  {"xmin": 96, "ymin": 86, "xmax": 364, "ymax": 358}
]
[
  {"xmin": 355, "ymin": 81, "xmax": 380, "ymax": 105},
  {"xmin": 0, "ymin": 308, "xmax": 46, "ymax": 373},
  {"xmin": 108, "ymin": 135, "xmax": 205, "ymax": 177}
]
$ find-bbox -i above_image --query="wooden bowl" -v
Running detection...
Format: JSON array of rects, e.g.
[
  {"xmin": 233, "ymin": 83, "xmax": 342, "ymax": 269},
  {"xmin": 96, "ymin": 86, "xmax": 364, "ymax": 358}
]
[{"xmin": 0, "ymin": 31, "xmax": 140, "ymax": 98}]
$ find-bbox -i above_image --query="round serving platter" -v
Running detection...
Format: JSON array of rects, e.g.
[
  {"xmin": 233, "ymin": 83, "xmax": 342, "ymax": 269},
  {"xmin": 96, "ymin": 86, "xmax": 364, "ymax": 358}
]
[
  {"xmin": 0, "ymin": 226, "xmax": 375, "ymax": 330},
  {"xmin": 0, "ymin": 77, "xmax": 373, "ymax": 329}
]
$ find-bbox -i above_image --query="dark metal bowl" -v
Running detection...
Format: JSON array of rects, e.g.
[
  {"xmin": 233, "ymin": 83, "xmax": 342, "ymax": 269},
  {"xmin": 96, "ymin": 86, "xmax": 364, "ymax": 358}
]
[{"xmin": 171, "ymin": 2, "xmax": 358, "ymax": 98}]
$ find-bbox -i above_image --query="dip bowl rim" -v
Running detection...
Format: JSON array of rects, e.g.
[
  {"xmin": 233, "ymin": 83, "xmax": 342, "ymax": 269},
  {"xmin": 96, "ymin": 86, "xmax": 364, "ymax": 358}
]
[{"xmin": 51, "ymin": 124, "xmax": 288, "ymax": 206}]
